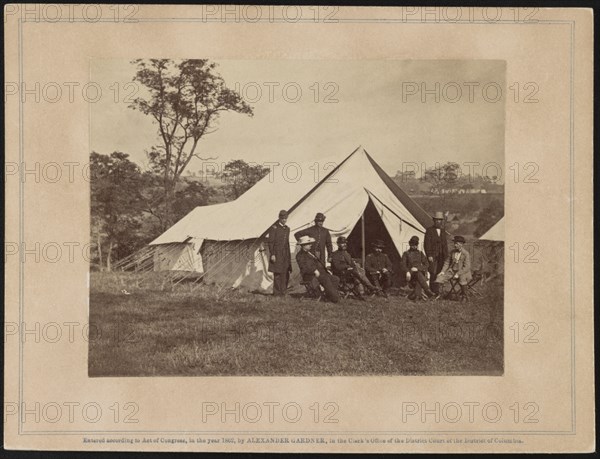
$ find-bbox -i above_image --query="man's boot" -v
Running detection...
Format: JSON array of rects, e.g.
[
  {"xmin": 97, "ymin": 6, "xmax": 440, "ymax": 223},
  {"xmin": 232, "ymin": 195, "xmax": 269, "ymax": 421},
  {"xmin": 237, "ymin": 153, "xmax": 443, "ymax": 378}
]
[
  {"xmin": 356, "ymin": 283, "xmax": 366, "ymax": 301},
  {"xmin": 460, "ymin": 284, "xmax": 468, "ymax": 302}
]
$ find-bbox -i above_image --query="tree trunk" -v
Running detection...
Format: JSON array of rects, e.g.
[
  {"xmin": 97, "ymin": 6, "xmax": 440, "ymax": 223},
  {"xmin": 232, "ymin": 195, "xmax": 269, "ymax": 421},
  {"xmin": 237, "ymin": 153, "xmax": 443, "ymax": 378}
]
[
  {"xmin": 162, "ymin": 180, "xmax": 176, "ymax": 231},
  {"xmin": 106, "ymin": 241, "xmax": 114, "ymax": 272},
  {"xmin": 96, "ymin": 227, "xmax": 104, "ymax": 272}
]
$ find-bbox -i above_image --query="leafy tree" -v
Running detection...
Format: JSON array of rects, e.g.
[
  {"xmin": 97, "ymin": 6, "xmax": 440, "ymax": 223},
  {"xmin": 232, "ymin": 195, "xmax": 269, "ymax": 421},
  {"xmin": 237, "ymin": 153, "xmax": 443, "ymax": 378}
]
[
  {"xmin": 222, "ymin": 160, "xmax": 270, "ymax": 199},
  {"xmin": 90, "ymin": 152, "xmax": 146, "ymax": 271},
  {"xmin": 423, "ymin": 162, "xmax": 461, "ymax": 195},
  {"xmin": 422, "ymin": 161, "xmax": 462, "ymax": 209},
  {"xmin": 129, "ymin": 59, "xmax": 253, "ymax": 230},
  {"xmin": 172, "ymin": 180, "xmax": 214, "ymax": 222}
]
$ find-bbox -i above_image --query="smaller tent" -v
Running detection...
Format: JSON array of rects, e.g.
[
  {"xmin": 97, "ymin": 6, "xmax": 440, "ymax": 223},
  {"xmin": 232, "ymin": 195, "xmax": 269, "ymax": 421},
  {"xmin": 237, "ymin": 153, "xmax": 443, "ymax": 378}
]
[
  {"xmin": 474, "ymin": 216, "xmax": 504, "ymax": 280},
  {"xmin": 479, "ymin": 217, "xmax": 504, "ymax": 241}
]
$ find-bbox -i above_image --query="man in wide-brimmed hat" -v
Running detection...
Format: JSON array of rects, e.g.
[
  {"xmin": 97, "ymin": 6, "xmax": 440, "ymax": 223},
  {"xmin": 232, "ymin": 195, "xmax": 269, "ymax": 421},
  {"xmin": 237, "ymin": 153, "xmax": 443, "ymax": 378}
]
[
  {"xmin": 433, "ymin": 235, "xmax": 472, "ymax": 301},
  {"xmin": 294, "ymin": 212, "xmax": 333, "ymax": 265},
  {"xmin": 365, "ymin": 239, "xmax": 393, "ymax": 295},
  {"xmin": 424, "ymin": 211, "xmax": 449, "ymax": 294},
  {"xmin": 296, "ymin": 235, "xmax": 340, "ymax": 303},
  {"xmin": 266, "ymin": 209, "xmax": 292, "ymax": 296},
  {"xmin": 401, "ymin": 235, "xmax": 435, "ymax": 301},
  {"xmin": 331, "ymin": 236, "xmax": 377, "ymax": 298}
]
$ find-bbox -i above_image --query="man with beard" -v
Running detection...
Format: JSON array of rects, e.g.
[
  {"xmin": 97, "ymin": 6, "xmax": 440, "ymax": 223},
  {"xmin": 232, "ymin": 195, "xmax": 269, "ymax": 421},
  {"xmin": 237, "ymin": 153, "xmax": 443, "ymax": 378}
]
[
  {"xmin": 267, "ymin": 209, "xmax": 292, "ymax": 296},
  {"xmin": 424, "ymin": 211, "xmax": 448, "ymax": 295},
  {"xmin": 401, "ymin": 235, "xmax": 435, "ymax": 301},
  {"xmin": 434, "ymin": 235, "xmax": 473, "ymax": 302},
  {"xmin": 296, "ymin": 235, "xmax": 340, "ymax": 303},
  {"xmin": 365, "ymin": 240, "xmax": 393, "ymax": 296},
  {"xmin": 294, "ymin": 212, "xmax": 333, "ymax": 265},
  {"xmin": 331, "ymin": 236, "xmax": 378, "ymax": 298}
]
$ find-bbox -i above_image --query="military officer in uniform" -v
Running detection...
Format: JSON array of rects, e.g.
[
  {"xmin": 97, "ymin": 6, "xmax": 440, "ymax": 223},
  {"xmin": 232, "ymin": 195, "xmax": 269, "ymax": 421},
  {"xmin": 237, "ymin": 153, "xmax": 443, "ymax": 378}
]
[
  {"xmin": 294, "ymin": 212, "xmax": 333, "ymax": 265},
  {"xmin": 331, "ymin": 236, "xmax": 378, "ymax": 297},
  {"xmin": 424, "ymin": 211, "xmax": 449, "ymax": 294},
  {"xmin": 401, "ymin": 235, "xmax": 435, "ymax": 301},
  {"xmin": 267, "ymin": 210, "xmax": 292, "ymax": 296},
  {"xmin": 296, "ymin": 235, "xmax": 340, "ymax": 303},
  {"xmin": 365, "ymin": 240, "xmax": 393, "ymax": 296}
]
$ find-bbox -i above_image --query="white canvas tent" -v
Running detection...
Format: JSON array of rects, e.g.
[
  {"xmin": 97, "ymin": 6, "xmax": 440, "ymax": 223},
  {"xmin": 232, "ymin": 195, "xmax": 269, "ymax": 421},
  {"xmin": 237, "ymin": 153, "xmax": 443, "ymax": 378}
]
[
  {"xmin": 479, "ymin": 216, "xmax": 504, "ymax": 241},
  {"xmin": 148, "ymin": 146, "xmax": 433, "ymax": 292},
  {"xmin": 474, "ymin": 216, "xmax": 504, "ymax": 281}
]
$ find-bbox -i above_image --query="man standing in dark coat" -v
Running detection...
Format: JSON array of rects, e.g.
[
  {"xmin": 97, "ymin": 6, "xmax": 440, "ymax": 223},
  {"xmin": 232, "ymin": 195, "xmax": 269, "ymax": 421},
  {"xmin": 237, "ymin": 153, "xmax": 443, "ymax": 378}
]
[
  {"xmin": 296, "ymin": 236, "xmax": 340, "ymax": 303},
  {"xmin": 424, "ymin": 211, "xmax": 448, "ymax": 294},
  {"xmin": 365, "ymin": 240, "xmax": 393, "ymax": 295},
  {"xmin": 401, "ymin": 235, "xmax": 435, "ymax": 301},
  {"xmin": 294, "ymin": 212, "xmax": 333, "ymax": 265},
  {"xmin": 267, "ymin": 210, "xmax": 292, "ymax": 296}
]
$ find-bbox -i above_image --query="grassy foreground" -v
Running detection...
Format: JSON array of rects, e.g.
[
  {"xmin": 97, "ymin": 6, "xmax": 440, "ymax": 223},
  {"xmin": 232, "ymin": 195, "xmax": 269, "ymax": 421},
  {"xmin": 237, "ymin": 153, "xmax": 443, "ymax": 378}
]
[{"xmin": 89, "ymin": 272, "xmax": 503, "ymax": 376}]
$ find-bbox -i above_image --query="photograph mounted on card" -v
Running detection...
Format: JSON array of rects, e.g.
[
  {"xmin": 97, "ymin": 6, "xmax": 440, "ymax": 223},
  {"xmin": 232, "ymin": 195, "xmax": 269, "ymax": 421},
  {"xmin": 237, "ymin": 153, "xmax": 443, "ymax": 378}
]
[{"xmin": 3, "ymin": 5, "xmax": 593, "ymax": 454}]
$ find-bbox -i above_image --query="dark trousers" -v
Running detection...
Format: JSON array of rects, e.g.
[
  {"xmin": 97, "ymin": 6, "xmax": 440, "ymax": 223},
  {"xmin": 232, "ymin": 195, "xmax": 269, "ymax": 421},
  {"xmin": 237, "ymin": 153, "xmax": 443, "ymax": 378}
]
[
  {"xmin": 367, "ymin": 271, "xmax": 392, "ymax": 291},
  {"xmin": 335, "ymin": 268, "xmax": 376, "ymax": 294},
  {"xmin": 272, "ymin": 270, "xmax": 290, "ymax": 296},
  {"xmin": 409, "ymin": 271, "xmax": 430, "ymax": 299},
  {"xmin": 309, "ymin": 273, "xmax": 340, "ymax": 303},
  {"xmin": 428, "ymin": 256, "xmax": 444, "ymax": 293}
]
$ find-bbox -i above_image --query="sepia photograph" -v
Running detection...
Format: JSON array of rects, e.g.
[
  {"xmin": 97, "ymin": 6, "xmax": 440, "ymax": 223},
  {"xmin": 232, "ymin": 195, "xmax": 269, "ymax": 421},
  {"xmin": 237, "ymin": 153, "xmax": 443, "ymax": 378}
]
[
  {"xmin": 88, "ymin": 59, "xmax": 505, "ymax": 377},
  {"xmin": 4, "ymin": 5, "xmax": 594, "ymax": 454}
]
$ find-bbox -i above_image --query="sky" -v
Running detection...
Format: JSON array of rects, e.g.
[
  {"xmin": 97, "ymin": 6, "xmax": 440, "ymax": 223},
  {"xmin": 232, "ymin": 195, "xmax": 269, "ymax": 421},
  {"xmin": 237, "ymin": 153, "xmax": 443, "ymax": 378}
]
[{"xmin": 91, "ymin": 59, "xmax": 505, "ymax": 178}]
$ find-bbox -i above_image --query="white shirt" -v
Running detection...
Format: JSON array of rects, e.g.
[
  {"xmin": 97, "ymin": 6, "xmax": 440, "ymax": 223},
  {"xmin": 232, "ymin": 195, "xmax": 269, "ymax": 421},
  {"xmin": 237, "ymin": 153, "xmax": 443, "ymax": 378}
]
[{"xmin": 436, "ymin": 228, "xmax": 441, "ymax": 237}]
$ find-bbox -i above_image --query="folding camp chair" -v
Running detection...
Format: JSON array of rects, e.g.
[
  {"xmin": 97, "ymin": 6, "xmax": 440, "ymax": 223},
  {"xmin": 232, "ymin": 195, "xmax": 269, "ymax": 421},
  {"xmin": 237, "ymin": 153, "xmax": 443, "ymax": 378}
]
[
  {"xmin": 444, "ymin": 271, "xmax": 485, "ymax": 300},
  {"xmin": 336, "ymin": 271, "xmax": 369, "ymax": 300},
  {"xmin": 300, "ymin": 280, "xmax": 324, "ymax": 301}
]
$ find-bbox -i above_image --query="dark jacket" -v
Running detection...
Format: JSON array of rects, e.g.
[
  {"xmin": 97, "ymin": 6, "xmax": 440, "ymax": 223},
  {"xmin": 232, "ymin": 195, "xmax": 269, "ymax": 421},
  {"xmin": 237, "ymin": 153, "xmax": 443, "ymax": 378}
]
[
  {"xmin": 331, "ymin": 249, "xmax": 355, "ymax": 274},
  {"xmin": 401, "ymin": 248, "xmax": 429, "ymax": 273},
  {"xmin": 424, "ymin": 226, "xmax": 449, "ymax": 260},
  {"xmin": 365, "ymin": 252, "xmax": 392, "ymax": 274},
  {"xmin": 266, "ymin": 223, "xmax": 291, "ymax": 273},
  {"xmin": 296, "ymin": 249, "xmax": 326, "ymax": 282},
  {"xmin": 294, "ymin": 225, "xmax": 333, "ymax": 264}
]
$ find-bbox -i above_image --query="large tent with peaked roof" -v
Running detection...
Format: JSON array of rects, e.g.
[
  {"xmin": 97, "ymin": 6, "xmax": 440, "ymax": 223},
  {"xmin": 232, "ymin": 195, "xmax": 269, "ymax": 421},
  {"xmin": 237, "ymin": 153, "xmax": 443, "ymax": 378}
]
[{"xmin": 148, "ymin": 146, "xmax": 433, "ymax": 292}]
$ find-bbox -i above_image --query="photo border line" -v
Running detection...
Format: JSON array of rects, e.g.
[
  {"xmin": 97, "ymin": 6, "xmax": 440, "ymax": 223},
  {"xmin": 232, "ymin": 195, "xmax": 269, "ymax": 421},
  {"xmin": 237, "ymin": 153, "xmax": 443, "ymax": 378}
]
[{"xmin": 14, "ymin": 16, "xmax": 576, "ymax": 437}]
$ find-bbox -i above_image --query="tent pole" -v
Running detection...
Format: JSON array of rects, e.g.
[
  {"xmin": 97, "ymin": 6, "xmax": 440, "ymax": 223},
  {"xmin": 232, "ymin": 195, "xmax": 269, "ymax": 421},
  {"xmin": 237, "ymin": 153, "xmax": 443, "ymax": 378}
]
[{"xmin": 361, "ymin": 213, "xmax": 365, "ymax": 268}]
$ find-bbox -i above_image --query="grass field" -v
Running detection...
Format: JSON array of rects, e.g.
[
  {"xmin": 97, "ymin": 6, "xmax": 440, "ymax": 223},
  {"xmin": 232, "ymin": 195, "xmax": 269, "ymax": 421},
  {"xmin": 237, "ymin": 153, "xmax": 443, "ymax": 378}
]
[{"xmin": 89, "ymin": 272, "xmax": 503, "ymax": 376}]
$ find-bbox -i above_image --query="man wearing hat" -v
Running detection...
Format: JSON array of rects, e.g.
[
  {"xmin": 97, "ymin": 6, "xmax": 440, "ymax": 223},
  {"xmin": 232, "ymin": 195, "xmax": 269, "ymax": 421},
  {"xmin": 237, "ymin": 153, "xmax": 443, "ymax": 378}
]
[
  {"xmin": 294, "ymin": 212, "xmax": 333, "ymax": 265},
  {"xmin": 331, "ymin": 236, "xmax": 378, "ymax": 298},
  {"xmin": 266, "ymin": 210, "xmax": 292, "ymax": 296},
  {"xmin": 434, "ymin": 235, "xmax": 472, "ymax": 301},
  {"xmin": 424, "ymin": 211, "xmax": 449, "ymax": 294},
  {"xmin": 365, "ymin": 240, "xmax": 393, "ymax": 295},
  {"xmin": 296, "ymin": 235, "xmax": 340, "ymax": 303},
  {"xmin": 401, "ymin": 236, "xmax": 435, "ymax": 300}
]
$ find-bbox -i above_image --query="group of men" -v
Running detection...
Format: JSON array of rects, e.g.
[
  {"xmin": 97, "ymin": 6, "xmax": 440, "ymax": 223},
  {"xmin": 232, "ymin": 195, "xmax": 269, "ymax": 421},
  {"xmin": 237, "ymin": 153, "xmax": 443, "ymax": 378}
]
[{"xmin": 266, "ymin": 209, "xmax": 472, "ymax": 302}]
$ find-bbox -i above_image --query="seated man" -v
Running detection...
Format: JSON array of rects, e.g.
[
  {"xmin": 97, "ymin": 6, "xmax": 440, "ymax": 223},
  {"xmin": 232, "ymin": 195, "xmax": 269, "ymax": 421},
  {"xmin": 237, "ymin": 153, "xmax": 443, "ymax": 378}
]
[
  {"xmin": 401, "ymin": 235, "xmax": 435, "ymax": 301},
  {"xmin": 365, "ymin": 240, "xmax": 393, "ymax": 296},
  {"xmin": 433, "ymin": 235, "xmax": 472, "ymax": 302},
  {"xmin": 331, "ymin": 236, "xmax": 378, "ymax": 299},
  {"xmin": 296, "ymin": 235, "xmax": 340, "ymax": 303}
]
